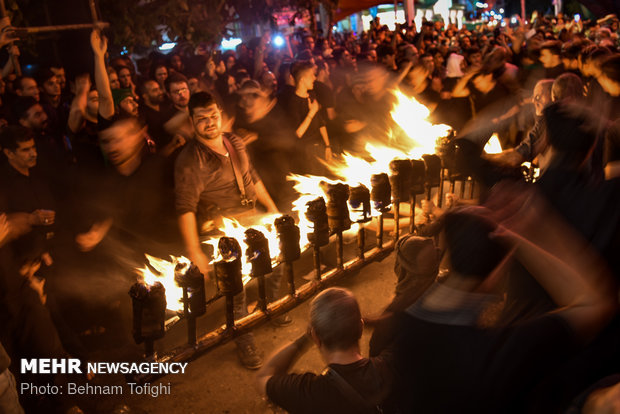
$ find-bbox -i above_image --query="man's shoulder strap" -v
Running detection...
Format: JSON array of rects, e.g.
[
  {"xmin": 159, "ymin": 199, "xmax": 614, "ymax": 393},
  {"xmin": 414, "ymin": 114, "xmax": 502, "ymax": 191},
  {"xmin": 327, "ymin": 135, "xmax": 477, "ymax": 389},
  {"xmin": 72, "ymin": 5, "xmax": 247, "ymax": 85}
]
[{"xmin": 322, "ymin": 367, "xmax": 383, "ymax": 414}]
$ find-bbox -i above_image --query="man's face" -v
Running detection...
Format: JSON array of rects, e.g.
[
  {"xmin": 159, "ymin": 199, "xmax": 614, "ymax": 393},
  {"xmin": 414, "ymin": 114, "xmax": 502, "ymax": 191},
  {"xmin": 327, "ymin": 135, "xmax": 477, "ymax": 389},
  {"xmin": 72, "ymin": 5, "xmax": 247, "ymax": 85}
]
[
  {"xmin": 51, "ymin": 67, "xmax": 66, "ymax": 89},
  {"xmin": 304, "ymin": 37, "xmax": 315, "ymax": 51},
  {"xmin": 21, "ymin": 104, "xmax": 48, "ymax": 131},
  {"xmin": 169, "ymin": 81, "xmax": 190, "ymax": 108},
  {"xmin": 19, "ymin": 78, "xmax": 40, "ymax": 101},
  {"xmin": 192, "ymin": 104, "xmax": 222, "ymax": 140},
  {"xmin": 42, "ymin": 76, "xmax": 61, "ymax": 97},
  {"xmin": 299, "ymin": 68, "xmax": 316, "ymax": 90},
  {"xmin": 422, "ymin": 56, "xmax": 435, "ymax": 74},
  {"xmin": 118, "ymin": 68, "xmax": 132, "ymax": 88},
  {"xmin": 109, "ymin": 72, "xmax": 120, "ymax": 90},
  {"xmin": 144, "ymin": 81, "xmax": 165, "ymax": 105},
  {"xmin": 119, "ymin": 96, "xmax": 139, "ymax": 117},
  {"xmin": 469, "ymin": 52, "xmax": 482, "ymax": 66},
  {"xmin": 99, "ymin": 120, "xmax": 143, "ymax": 167},
  {"xmin": 154, "ymin": 67, "xmax": 168, "ymax": 85},
  {"xmin": 533, "ymin": 83, "xmax": 551, "ymax": 116},
  {"xmin": 5, "ymin": 139, "xmax": 37, "ymax": 171}
]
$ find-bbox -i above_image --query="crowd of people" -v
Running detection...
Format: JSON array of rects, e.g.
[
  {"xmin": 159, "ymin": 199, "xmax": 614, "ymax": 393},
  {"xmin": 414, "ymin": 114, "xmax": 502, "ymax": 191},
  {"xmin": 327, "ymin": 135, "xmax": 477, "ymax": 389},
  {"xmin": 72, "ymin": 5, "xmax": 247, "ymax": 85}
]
[{"xmin": 0, "ymin": 8, "xmax": 619, "ymax": 413}]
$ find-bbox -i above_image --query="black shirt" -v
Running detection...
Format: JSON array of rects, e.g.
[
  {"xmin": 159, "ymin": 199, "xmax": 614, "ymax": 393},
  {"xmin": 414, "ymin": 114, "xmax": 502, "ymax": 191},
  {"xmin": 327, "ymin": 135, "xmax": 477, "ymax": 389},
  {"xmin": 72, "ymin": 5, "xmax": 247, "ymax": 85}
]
[
  {"xmin": 390, "ymin": 286, "xmax": 577, "ymax": 413},
  {"xmin": 266, "ymin": 357, "xmax": 393, "ymax": 414}
]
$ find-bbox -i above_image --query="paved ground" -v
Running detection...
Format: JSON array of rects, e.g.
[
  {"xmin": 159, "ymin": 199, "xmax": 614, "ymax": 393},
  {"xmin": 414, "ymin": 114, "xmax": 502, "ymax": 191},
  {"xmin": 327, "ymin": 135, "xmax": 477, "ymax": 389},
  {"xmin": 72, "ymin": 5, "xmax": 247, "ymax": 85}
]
[{"xmin": 69, "ymin": 244, "xmax": 397, "ymax": 414}]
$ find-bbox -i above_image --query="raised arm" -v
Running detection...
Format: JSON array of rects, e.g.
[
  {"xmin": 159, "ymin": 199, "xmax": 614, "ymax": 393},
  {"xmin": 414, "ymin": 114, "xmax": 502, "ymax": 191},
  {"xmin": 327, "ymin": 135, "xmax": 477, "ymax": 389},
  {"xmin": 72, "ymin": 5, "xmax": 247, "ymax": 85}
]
[
  {"xmin": 67, "ymin": 74, "xmax": 91, "ymax": 133},
  {"xmin": 90, "ymin": 30, "xmax": 114, "ymax": 119}
]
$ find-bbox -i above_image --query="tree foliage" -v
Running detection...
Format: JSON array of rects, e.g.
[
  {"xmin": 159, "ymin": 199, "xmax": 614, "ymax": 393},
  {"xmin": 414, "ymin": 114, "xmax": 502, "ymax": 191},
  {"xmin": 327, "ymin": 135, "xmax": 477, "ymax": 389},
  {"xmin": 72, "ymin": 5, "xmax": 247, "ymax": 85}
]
[{"xmin": 97, "ymin": 0, "xmax": 338, "ymax": 51}]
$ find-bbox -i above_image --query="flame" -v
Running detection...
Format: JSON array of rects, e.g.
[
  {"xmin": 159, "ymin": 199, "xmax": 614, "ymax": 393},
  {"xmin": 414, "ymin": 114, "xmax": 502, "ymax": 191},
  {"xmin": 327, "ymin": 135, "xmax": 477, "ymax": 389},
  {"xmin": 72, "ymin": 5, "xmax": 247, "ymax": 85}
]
[
  {"xmin": 484, "ymin": 133, "xmax": 503, "ymax": 154},
  {"xmin": 390, "ymin": 90, "xmax": 451, "ymax": 159},
  {"xmin": 202, "ymin": 215, "xmax": 281, "ymax": 285},
  {"xmin": 137, "ymin": 254, "xmax": 190, "ymax": 312},
  {"xmin": 134, "ymin": 88, "xmax": 452, "ymax": 310}
]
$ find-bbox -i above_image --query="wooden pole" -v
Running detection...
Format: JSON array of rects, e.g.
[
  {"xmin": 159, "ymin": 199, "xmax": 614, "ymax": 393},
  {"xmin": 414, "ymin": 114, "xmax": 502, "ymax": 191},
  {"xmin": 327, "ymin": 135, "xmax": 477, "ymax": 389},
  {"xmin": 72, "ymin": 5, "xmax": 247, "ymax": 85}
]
[{"xmin": 15, "ymin": 22, "xmax": 109, "ymax": 35}]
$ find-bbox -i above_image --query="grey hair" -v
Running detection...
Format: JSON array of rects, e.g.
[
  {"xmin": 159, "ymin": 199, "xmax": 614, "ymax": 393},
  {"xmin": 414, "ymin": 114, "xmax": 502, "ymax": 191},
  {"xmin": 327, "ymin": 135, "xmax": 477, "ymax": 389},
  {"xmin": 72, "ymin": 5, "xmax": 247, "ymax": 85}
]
[{"xmin": 310, "ymin": 288, "xmax": 363, "ymax": 351}]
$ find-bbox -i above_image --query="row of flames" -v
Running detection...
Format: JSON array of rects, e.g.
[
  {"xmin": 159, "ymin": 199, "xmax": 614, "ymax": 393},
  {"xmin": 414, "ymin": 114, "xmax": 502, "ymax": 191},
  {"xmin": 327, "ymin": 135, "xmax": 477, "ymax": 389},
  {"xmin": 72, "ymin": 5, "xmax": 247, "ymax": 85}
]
[{"xmin": 138, "ymin": 89, "xmax": 503, "ymax": 312}]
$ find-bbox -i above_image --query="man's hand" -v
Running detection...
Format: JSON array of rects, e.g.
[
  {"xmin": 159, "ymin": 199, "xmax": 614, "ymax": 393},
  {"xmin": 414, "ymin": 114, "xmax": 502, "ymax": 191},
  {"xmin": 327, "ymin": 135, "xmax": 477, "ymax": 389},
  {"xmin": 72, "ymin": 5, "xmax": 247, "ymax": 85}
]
[
  {"xmin": 75, "ymin": 220, "xmax": 112, "ymax": 252},
  {"xmin": 75, "ymin": 74, "xmax": 91, "ymax": 95},
  {"xmin": 31, "ymin": 209, "xmax": 56, "ymax": 226},
  {"xmin": 0, "ymin": 17, "xmax": 16, "ymax": 49},
  {"xmin": 90, "ymin": 30, "xmax": 107, "ymax": 57},
  {"xmin": 308, "ymin": 98, "xmax": 319, "ymax": 117},
  {"xmin": 189, "ymin": 249, "xmax": 210, "ymax": 279},
  {"xmin": 324, "ymin": 146, "xmax": 332, "ymax": 163}
]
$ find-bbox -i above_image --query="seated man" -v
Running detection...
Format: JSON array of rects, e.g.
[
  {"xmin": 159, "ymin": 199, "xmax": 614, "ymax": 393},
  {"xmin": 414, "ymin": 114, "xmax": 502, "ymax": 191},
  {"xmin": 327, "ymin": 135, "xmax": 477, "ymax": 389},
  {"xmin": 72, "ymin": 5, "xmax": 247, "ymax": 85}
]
[{"xmin": 256, "ymin": 287, "xmax": 394, "ymax": 413}]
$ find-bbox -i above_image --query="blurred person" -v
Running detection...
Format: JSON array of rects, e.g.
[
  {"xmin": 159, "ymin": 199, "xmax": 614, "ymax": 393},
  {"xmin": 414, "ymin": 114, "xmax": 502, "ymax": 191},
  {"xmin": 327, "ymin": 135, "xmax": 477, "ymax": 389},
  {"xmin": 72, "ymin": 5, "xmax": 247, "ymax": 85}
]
[
  {"xmin": 281, "ymin": 60, "xmax": 332, "ymax": 173},
  {"xmin": 539, "ymin": 40, "xmax": 566, "ymax": 78},
  {"xmin": 107, "ymin": 67, "xmax": 120, "ymax": 90},
  {"xmin": 387, "ymin": 201, "xmax": 617, "ymax": 413},
  {"xmin": 256, "ymin": 288, "xmax": 394, "ymax": 413},
  {"xmin": 67, "ymin": 74, "xmax": 102, "ymax": 169},
  {"xmin": 111, "ymin": 88, "xmax": 139, "ymax": 119},
  {"xmin": 234, "ymin": 80, "xmax": 296, "ymax": 210},
  {"xmin": 0, "ymin": 340, "xmax": 23, "ymax": 414},
  {"xmin": 443, "ymin": 53, "xmax": 465, "ymax": 93},
  {"xmin": 163, "ymin": 72, "xmax": 193, "ymax": 142},
  {"xmin": 13, "ymin": 96, "xmax": 70, "ymax": 173},
  {"xmin": 0, "ymin": 126, "xmax": 56, "ymax": 260},
  {"xmin": 597, "ymin": 55, "xmax": 620, "ymax": 178},
  {"xmin": 138, "ymin": 78, "xmax": 177, "ymax": 150},
  {"xmin": 150, "ymin": 62, "xmax": 169, "ymax": 89},
  {"xmin": 116, "ymin": 66, "xmax": 134, "ymax": 92},
  {"xmin": 75, "ymin": 117, "xmax": 179, "ymax": 259},
  {"xmin": 169, "ymin": 53, "xmax": 184, "ymax": 74},
  {"xmin": 485, "ymin": 79, "xmax": 554, "ymax": 167},
  {"xmin": 36, "ymin": 68, "xmax": 68, "ymax": 143},
  {"xmin": 175, "ymin": 92, "xmax": 278, "ymax": 369},
  {"xmin": 165, "ymin": 72, "xmax": 191, "ymax": 113},
  {"xmin": 14, "ymin": 76, "xmax": 39, "ymax": 102}
]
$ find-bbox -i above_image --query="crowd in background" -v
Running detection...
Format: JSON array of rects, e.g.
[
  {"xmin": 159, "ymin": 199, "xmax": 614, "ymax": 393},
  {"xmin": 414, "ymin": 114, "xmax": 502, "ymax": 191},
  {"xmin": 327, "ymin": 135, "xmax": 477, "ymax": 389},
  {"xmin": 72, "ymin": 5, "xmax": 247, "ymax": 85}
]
[{"xmin": 0, "ymin": 9, "xmax": 619, "ymax": 413}]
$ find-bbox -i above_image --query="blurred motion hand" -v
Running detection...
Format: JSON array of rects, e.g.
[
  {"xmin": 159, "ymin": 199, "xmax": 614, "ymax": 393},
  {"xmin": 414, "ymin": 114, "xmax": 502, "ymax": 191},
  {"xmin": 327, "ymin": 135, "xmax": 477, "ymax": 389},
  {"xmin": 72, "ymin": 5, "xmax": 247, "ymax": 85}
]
[
  {"xmin": 0, "ymin": 214, "xmax": 8, "ymax": 246},
  {"xmin": 324, "ymin": 146, "xmax": 332, "ymax": 163},
  {"xmin": 75, "ymin": 220, "xmax": 111, "ymax": 252},
  {"xmin": 32, "ymin": 209, "xmax": 56, "ymax": 226},
  {"xmin": 190, "ymin": 250, "xmax": 210, "ymax": 279}
]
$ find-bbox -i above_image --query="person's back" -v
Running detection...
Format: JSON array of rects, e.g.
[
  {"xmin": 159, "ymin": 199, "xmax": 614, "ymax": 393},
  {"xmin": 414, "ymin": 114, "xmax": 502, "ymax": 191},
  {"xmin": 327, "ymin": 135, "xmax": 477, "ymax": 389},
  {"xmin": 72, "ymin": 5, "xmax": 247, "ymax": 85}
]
[
  {"xmin": 257, "ymin": 288, "xmax": 394, "ymax": 414},
  {"xmin": 390, "ymin": 205, "xmax": 616, "ymax": 413}
]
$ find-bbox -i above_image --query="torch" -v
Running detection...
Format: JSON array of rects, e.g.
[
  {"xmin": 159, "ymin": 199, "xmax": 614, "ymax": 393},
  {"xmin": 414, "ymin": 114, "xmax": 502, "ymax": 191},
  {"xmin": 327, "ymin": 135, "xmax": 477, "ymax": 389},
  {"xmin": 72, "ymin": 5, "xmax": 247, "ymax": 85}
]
[
  {"xmin": 274, "ymin": 215, "xmax": 301, "ymax": 297},
  {"xmin": 244, "ymin": 228, "xmax": 272, "ymax": 312},
  {"xmin": 321, "ymin": 182, "xmax": 351, "ymax": 269},
  {"xmin": 389, "ymin": 159, "xmax": 412, "ymax": 240},
  {"xmin": 174, "ymin": 262, "xmax": 206, "ymax": 346},
  {"xmin": 305, "ymin": 197, "xmax": 330, "ymax": 280},
  {"xmin": 214, "ymin": 237, "xmax": 244, "ymax": 330},
  {"xmin": 129, "ymin": 281, "xmax": 166, "ymax": 358},
  {"xmin": 370, "ymin": 173, "xmax": 391, "ymax": 248},
  {"xmin": 348, "ymin": 185, "xmax": 371, "ymax": 260}
]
